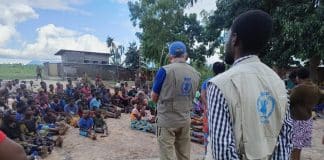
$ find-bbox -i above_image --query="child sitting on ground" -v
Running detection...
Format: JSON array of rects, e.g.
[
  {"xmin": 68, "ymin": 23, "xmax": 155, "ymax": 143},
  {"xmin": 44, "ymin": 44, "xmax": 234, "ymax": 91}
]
[
  {"xmin": 78, "ymin": 110, "xmax": 96, "ymax": 140},
  {"xmin": 130, "ymin": 104, "xmax": 155, "ymax": 133},
  {"xmin": 93, "ymin": 110, "xmax": 108, "ymax": 137}
]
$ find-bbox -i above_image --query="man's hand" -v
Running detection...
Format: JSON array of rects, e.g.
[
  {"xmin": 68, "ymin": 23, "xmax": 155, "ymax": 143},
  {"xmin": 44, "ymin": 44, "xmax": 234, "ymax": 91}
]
[{"xmin": 151, "ymin": 92, "xmax": 159, "ymax": 103}]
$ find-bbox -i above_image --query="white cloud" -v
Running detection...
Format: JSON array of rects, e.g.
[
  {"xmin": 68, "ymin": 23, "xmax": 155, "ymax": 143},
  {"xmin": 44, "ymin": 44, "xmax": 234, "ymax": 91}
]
[
  {"xmin": 81, "ymin": 27, "xmax": 95, "ymax": 33},
  {"xmin": 0, "ymin": 48, "xmax": 20, "ymax": 57},
  {"xmin": 0, "ymin": 0, "xmax": 91, "ymax": 16},
  {"xmin": 0, "ymin": 2, "xmax": 38, "ymax": 25},
  {"xmin": 0, "ymin": 25, "xmax": 17, "ymax": 46},
  {"xmin": 0, "ymin": 24, "xmax": 108, "ymax": 60},
  {"xmin": 0, "ymin": 0, "xmax": 99, "ymax": 60},
  {"xmin": 0, "ymin": 2, "xmax": 38, "ymax": 46}
]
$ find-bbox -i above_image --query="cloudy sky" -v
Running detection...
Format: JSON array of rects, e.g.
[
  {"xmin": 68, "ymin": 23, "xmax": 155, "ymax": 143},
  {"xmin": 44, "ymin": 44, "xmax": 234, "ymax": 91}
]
[{"xmin": 0, "ymin": 0, "xmax": 217, "ymax": 63}]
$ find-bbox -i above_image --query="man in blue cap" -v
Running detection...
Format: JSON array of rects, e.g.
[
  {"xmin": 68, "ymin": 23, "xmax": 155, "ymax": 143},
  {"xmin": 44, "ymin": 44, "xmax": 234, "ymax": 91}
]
[{"xmin": 151, "ymin": 41, "xmax": 200, "ymax": 160}]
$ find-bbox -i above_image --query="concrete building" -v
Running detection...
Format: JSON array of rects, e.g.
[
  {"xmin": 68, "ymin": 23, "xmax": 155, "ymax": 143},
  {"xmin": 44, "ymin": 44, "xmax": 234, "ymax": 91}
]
[
  {"xmin": 55, "ymin": 49, "xmax": 113, "ymax": 65},
  {"xmin": 49, "ymin": 49, "xmax": 134, "ymax": 80}
]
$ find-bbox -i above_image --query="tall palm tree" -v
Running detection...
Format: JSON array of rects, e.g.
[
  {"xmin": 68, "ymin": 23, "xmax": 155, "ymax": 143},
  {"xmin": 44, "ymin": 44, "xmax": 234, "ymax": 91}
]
[
  {"xmin": 106, "ymin": 37, "xmax": 114, "ymax": 49},
  {"xmin": 106, "ymin": 36, "xmax": 117, "ymax": 64},
  {"xmin": 106, "ymin": 36, "xmax": 119, "ymax": 80},
  {"xmin": 117, "ymin": 45, "xmax": 125, "ymax": 65}
]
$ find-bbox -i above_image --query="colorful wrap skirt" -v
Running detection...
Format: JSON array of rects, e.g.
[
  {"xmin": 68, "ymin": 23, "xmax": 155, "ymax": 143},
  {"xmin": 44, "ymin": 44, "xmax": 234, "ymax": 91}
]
[
  {"xmin": 130, "ymin": 120, "xmax": 155, "ymax": 134},
  {"xmin": 292, "ymin": 118, "xmax": 313, "ymax": 149}
]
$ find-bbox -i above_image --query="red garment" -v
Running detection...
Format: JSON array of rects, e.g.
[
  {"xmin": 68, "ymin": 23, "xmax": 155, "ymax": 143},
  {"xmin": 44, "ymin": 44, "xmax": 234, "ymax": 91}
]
[
  {"xmin": 55, "ymin": 87, "xmax": 64, "ymax": 94},
  {"xmin": 81, "ymin": 87, "xmax": 91, "ymax": 100},
  {"xmin": 202, "ymin": 104, "xmax": 208, "ymax": 133},
  {"xmin": 0, "ymin": 131, "xmax": 6, "ymax": 143},
  {"xmin": 35, "ymin": 93, "xmax": 49, "ymax": 105}
]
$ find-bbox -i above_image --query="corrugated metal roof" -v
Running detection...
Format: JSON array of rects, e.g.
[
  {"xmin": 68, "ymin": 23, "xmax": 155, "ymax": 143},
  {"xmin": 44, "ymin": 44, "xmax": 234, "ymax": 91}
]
[{"xmin": 54, "ymin": 49, "xmax": 113, "ymax": 57}]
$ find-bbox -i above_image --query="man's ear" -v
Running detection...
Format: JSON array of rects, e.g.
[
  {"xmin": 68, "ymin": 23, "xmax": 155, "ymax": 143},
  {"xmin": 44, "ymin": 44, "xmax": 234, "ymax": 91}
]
[{"xmin": 168, "ymin": 55, "xmax": 173, "ymax": 63}]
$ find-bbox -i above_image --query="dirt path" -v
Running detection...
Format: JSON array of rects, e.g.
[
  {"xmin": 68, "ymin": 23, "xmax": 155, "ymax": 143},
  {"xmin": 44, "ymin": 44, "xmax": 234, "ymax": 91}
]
[
  {"xmin": 45, "ymin": 114, "xmax": 205, "ymax": 160},
  {"xmin": 44, "ymin": 114, "xmax": 324, "ymax": 160}
]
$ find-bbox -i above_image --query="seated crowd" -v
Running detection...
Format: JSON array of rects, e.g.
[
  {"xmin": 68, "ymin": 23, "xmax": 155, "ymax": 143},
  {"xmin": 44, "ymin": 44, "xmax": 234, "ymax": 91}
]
[{"xmin": 0, "ymin": 76, "xmax": 157, "ymax": 159}]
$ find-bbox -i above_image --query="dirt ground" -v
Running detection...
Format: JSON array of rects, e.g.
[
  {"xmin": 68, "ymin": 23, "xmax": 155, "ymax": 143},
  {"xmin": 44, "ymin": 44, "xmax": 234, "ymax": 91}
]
[
  {"xmin": 44, "ymin": 114, "xmax": 324, "ymax": 160},
  {"xmin": 45, "ymin": 114, "xmax": 205, "ymax": 160}
]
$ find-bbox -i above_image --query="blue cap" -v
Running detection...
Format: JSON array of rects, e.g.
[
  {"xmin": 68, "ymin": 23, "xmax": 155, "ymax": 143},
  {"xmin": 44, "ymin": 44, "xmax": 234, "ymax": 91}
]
[{"xmin": 168, "ymin": 41, "xmax": 186, "ymax": 56}]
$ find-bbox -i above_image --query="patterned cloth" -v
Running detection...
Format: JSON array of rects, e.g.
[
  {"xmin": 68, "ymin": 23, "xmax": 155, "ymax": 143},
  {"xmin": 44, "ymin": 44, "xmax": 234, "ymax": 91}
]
[
  {"xmin": 130, "ymin": 120, "xmax": 155, "ymax": 133},
  {"xmin": 292, "ymin": 119, "xmax": 313, "ymax": 149}
]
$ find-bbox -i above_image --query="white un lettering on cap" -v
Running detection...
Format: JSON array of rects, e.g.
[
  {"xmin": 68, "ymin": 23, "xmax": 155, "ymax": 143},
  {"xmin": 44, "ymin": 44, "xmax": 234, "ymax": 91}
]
[{"xmin": 175, "ymin": 48, "xmax": 183, "ymax": 53}]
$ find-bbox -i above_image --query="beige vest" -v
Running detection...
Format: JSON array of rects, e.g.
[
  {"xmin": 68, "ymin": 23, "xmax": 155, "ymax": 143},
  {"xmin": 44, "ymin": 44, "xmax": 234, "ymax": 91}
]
[
  {"xmin": 157, "ymin": 62, "xmax": 200, "ymax": 128},
  {"xmin": 207, "ymin": 56, "xmax": 288, "ymax": 159}
]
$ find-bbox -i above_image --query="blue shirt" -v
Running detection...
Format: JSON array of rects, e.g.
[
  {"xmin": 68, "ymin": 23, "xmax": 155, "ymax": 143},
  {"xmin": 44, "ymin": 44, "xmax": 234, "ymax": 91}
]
[
  {"xmin": 64, "ymin": 104, "xmax": 78, "ymax": 115},
  {"xmin": 60, "ymin": 99, "xmax": 66, "ymax": 108},
  {"xmin": 152, "ymin": 68, "xmax": 166, "ymax": 94},
  {"xmin": 50, "ymin": 103, "xmax": 63, "ymax": 112},
  {"xmin": 65, "ymin": 88, "xmax": 74, "ymax": 97},
  {"xmin": 201, "ymin": 78, "xmax": 211, "ymax": 91},
  {"xmin": 15, "ymin": 113, "xmax": 24, "ymax": 121},
  {"xmin": 78, "ymin": 118, "xmax": 94, "ymax": 130},
  {"xmin": 90, "ymin": 98, "xmax": 101, "ymax": 110}
]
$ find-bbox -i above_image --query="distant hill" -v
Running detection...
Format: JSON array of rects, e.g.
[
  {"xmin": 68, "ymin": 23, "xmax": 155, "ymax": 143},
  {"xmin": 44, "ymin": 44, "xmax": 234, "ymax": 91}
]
[{"xmin": 26, "ymin": 60, "xmax": 44, "ymax": 65}]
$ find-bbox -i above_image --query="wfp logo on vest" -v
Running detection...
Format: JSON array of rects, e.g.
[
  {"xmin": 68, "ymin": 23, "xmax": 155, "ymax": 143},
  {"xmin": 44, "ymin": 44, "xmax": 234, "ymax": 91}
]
[
  {"xmin": 181, "ymin": 77, "xmax": 192, "ymax": 96},
  {"xmin": 257, "ymin": 92, "xmax": 276, "ymax": 124}
]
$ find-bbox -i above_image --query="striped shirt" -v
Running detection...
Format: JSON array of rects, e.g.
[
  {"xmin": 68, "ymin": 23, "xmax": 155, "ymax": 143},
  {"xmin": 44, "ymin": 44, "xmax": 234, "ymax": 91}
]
[{"xmin": 207, "ymin": 56, "xmax": 293, "ymax": 160}]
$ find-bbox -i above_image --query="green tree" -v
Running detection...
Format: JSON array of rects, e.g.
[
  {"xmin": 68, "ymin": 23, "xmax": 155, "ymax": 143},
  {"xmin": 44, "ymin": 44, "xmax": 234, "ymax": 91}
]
[
  {"xmin": 125, "ymin": 42, "xmax": 141, "ymax": 69},
  {"xmin": 204, "ymin": 0, "xmax": 324, "ymax": 80},
  {"xmin": 128, "ymin": 0, "xmax": 208, "ymax": 67}
]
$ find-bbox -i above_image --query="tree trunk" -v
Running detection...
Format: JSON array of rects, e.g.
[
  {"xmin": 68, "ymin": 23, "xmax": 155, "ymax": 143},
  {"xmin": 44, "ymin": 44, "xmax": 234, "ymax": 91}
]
[{"xmin": 309, "ymin": 55, "xmax": 320, "ymax": 82}]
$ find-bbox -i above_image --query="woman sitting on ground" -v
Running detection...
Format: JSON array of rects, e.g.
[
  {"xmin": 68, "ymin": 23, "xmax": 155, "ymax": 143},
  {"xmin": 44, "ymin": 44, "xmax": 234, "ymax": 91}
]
[
  {"xmin": 131, "ymin": 91, "xmax": 148, "ymax": 110},
  {"xmin": 64, "ymin": 98, "xmax": 79, "ymax": 127},
  {"xmin": 55, "ymin": 83, "xmax": 64, "ymax": 94},
  {"xmin": 130, "ymin": 104, "xmax": 155, "ymax": 133},
  {"xmin": 93, "ymin": 110, "xmax": 108, "ymax": 137},
  {"xmin": 119, "ymin": 89, "xmax": 132, "ymax": 113},
  {"xmin": 78, "ymin": 110, "xmax": 96, "ymax": 140},
  {"xmin": 111, "ymin": 88, "xmax": 121, "ymax": 106},
  {"xmin": 80, "ymin": 83, "xmax": 92, "ymax": 101}
]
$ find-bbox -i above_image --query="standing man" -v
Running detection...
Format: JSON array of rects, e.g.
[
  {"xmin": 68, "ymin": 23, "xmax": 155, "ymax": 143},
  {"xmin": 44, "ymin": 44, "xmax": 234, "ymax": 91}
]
[
  {"xmin": 151, "ymin": 41, "xmax": 200, "ymax": 160},
  {"xmin": 206, "ymin": 10, "xmax": 293, "ymax": 159},
  {"xmin": 290, "ymin": 67, "xmax": 321, "ymax": 160},
  {"xmin": 36, "ymin": 66, "xmax": 42, "ymax": 81},
  {"xmin": 200, "ymin": 62, "xmax": 225, "ymax": 155}
]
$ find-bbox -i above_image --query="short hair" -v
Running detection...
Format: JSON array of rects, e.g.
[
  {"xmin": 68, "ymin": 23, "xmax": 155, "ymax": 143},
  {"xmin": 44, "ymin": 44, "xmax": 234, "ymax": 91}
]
[
  {"xmin": 212, "ymin": 62, "xmax": 226, "ymax": 75},
  {"xmin": 231, "ymin": 10, "xmax": 273, "ymax": 53},
  {"xmin": 297, "ymin": 67, "xmax": 310, "ymax": 79}
]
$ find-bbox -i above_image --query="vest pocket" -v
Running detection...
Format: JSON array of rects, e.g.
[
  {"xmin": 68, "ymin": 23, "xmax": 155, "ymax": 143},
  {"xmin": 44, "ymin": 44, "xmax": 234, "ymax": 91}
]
[{"xmin": 158, "ymin": 101, "xmax": 174, "ymax": 113}]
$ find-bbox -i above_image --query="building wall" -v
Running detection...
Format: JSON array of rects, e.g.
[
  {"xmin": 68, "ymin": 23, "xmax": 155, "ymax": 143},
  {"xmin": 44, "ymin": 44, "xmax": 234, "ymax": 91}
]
[
  {"xmin": 44, "ymin": 62, "xmax": 63, "ymax": 77},
  {"xmin": 61, "ymin": 51, "xmax": 110, "ymax": 65},
  {"xmin": 62, "ymin": 63, "xmax": 134, "ymax": 81}
]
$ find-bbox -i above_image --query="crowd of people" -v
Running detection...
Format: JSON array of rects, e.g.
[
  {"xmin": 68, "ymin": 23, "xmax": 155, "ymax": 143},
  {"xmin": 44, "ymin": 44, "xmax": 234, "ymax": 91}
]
[{"xmin": 0, "ymin": 74, "xmax": 158, "ymax": 159}]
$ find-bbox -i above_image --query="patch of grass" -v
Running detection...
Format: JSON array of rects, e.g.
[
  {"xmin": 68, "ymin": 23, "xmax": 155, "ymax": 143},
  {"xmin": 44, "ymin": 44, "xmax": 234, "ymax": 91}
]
[{"xmin": 0, "ymin": 64, "xmax": 37, "ymax": 80}]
